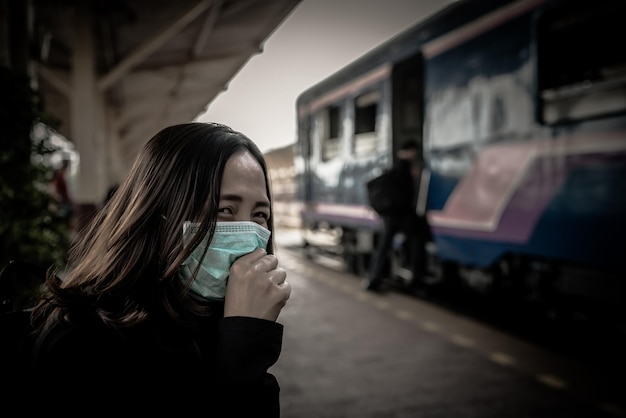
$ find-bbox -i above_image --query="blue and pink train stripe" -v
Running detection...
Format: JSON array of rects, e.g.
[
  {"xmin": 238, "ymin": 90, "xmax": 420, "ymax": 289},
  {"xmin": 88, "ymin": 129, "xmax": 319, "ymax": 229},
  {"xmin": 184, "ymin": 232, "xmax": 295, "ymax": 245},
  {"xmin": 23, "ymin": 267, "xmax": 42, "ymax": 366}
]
[{"xmin": 427, "ymin": 132, "xmax": 626, "ymax": 269}]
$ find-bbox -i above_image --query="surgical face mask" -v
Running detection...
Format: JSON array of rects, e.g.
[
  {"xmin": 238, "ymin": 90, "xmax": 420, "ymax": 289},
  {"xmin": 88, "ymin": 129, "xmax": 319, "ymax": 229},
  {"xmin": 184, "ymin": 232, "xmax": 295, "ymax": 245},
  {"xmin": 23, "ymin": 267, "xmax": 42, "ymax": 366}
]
[{"xmin": 178, "ymin": 221, "xmax": 271, "ymax": 301}]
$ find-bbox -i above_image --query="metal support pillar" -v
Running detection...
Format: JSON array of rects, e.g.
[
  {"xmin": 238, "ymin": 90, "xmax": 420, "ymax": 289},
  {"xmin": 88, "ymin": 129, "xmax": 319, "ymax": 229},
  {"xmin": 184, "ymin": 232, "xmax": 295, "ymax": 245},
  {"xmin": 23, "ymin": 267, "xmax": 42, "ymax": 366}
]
[
  {"xmin": 70, "ymin": 3, "xmax": 107, "ymax": 229},
  {"xmin": 105, "ymin": 106, "xmax": 125, "ymax": 190}
]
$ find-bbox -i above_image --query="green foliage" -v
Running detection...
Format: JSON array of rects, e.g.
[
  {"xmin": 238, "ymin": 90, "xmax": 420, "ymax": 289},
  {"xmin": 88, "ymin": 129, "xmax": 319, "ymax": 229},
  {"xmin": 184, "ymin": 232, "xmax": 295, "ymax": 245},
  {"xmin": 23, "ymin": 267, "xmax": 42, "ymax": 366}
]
[{"xmin": 0, "ymin": 66, "xmax": 70, "ymax": 272}]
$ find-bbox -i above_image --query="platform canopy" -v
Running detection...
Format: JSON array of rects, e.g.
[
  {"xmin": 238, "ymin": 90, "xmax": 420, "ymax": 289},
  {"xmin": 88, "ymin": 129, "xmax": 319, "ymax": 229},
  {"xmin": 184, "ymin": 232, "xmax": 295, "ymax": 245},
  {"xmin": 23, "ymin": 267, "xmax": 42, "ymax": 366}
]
[{"xmin": 30, "ymin": 0, "xmax": 300, "ymax": 205}]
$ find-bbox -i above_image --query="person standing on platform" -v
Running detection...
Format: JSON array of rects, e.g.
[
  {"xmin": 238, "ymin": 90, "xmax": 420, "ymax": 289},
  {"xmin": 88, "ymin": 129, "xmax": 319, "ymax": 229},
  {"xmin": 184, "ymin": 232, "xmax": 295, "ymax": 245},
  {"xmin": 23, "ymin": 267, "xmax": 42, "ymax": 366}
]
[{"xmin": 364, "ymin": 139, "xmax": 424, "ymax": 293}]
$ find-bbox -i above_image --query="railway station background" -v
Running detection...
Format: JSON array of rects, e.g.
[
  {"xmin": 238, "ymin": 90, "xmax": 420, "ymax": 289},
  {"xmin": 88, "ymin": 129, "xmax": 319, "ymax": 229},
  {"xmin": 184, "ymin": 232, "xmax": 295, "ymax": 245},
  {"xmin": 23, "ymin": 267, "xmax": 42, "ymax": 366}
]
[
  {"xmin": 1, "ymin": 0, "xmax": 301, "ymax": 229},
  {"xmin": 2, "ymin": 1, "xmax": 625, "ymax": 416}
]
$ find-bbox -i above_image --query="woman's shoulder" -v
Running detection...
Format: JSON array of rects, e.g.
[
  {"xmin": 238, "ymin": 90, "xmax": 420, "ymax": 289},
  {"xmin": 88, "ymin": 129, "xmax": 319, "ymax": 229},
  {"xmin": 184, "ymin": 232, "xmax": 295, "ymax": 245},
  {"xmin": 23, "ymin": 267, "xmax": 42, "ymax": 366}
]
[
  {"xmin": 30, "ymin": 315, "xmax": 161, "ymax": 410},
  {"xmin": 33, "ymin": 312, "xmax": 124, "ymax": 364}
]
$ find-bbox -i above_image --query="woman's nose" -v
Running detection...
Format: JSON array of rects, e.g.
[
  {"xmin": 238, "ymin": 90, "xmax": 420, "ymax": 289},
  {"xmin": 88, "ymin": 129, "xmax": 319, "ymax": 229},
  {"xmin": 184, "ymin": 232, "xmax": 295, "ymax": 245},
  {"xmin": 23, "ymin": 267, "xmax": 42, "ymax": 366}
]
[{"xmin": 233, "ymin": 214, "xmax": 253, "ymax": 223}]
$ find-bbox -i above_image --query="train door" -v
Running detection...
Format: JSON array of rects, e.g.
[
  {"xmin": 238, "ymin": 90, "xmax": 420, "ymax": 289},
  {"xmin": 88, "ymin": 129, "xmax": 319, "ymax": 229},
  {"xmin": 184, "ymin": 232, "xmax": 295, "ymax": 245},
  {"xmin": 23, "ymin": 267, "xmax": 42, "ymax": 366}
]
[
  {"xmin": 391, "ymin": 53, "xmax": 429, "ymax": 216},
  {"xmin": 388, "ymin": 53, "xmax": 434, "ymax": 287},
  {"xmin": 391, "ymin": 53, "xmax": 424, "ymax": 161}
]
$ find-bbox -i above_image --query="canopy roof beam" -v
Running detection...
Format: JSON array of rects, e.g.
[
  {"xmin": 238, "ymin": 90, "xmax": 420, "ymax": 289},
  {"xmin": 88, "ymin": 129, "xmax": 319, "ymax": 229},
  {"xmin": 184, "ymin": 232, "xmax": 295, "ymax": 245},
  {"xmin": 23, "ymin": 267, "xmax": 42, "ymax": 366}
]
[{"xmin": 98, "ymin": 0, "xmax": 214, "ymax": 92}]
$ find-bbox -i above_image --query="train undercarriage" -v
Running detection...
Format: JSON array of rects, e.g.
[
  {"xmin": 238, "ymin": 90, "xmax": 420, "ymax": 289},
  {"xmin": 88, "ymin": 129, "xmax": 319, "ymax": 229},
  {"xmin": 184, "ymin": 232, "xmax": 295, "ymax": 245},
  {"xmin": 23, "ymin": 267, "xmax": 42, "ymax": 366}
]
[{"xmin": 300, "ymin": 222, "xmax": 626, "ymax": 334}]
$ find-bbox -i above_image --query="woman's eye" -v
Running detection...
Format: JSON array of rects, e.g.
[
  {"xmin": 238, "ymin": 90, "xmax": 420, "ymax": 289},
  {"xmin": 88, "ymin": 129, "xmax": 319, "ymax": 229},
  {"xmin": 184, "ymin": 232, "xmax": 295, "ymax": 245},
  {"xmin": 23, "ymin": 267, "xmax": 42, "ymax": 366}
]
[
  {"xmin": 218, "ymin": 207, "xmax": 233, "ymax": 215},
  {"xmin": 253, "ymin": 211, "xmax": 270, "ymax": 221}
]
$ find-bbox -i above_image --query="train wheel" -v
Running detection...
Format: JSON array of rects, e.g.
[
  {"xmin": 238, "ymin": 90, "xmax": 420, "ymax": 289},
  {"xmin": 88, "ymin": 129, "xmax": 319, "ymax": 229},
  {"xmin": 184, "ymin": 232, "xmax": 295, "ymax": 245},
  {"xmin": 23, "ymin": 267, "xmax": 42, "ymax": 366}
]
[
  {"xmin": 345, "ymin": 252, "xmax": 370, "ymax": 277},
  {"xmin": 302, "ymin": 240, "xmax": 315, "ymax": 260}
]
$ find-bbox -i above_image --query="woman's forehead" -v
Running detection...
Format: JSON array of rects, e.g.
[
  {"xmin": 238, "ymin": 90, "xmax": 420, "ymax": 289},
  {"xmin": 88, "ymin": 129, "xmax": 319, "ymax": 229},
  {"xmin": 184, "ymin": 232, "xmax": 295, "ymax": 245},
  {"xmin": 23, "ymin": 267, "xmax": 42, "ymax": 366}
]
[{"xmin": 221, "ymin": 151, "xmax": 268, "ymax": 197}]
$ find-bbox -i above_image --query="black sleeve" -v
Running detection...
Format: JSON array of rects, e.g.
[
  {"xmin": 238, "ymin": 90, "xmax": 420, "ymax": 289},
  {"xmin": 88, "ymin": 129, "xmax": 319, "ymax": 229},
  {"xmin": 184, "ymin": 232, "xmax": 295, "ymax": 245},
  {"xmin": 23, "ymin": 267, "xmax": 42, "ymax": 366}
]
[
  {"xmin": 29, "ymin": 321, "xmax": 140, "ymax": 413},
  {"xmin": 215, "ymin": 316, "xmax": 284, "ymax": 417},
  {"xmin": 30, "ymin": 316, "xmax": 285, "ymax": 416}
]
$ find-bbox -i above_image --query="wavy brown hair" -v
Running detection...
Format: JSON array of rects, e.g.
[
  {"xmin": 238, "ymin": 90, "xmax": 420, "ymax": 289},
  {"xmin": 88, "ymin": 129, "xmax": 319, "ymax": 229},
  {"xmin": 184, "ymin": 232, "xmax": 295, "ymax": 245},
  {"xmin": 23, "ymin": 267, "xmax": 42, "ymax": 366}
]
[{"xmin": 32, "ymin": 122, "xmax": 274, "ymax": 334}]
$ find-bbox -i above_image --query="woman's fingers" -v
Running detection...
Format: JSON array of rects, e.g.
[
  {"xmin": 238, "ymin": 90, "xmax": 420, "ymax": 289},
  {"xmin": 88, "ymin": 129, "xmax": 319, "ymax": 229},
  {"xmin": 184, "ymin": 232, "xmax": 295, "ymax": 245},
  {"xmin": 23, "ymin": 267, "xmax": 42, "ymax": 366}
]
[
  {"xmin": 224, "ymin": 249, "xmax": 292, "ymax": 321},
  {"xmin": 269, "ymin": 266, "xmax": 286, "ymax": 285},
  {"xmin": 279, "ymin": 280, "xmax": 291, "ymax": 303},
  {"xmin": 237, "ymin": 248, "xmax": 279, "ymax": 272}
]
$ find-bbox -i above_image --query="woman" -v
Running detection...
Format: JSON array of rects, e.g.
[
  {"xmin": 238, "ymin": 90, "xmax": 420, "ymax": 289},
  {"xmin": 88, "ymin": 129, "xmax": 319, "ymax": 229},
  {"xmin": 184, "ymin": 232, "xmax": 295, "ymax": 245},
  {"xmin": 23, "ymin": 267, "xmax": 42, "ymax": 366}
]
[{"xmin": 29, "ymin": 123, "xmax": 291, "ymax": 415}]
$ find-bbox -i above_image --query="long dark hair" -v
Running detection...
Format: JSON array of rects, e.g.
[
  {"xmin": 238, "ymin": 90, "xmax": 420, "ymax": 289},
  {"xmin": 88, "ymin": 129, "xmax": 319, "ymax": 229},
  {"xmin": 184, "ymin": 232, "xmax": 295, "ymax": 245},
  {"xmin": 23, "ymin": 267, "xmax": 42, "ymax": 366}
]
[{"xmin": 32, "ymin": 122, "xmax": 274, "ymax": 333}]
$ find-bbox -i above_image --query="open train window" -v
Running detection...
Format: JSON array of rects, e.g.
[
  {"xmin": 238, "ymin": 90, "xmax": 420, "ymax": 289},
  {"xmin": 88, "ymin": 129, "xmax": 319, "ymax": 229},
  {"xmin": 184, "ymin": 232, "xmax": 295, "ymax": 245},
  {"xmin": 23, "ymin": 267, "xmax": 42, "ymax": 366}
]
[
  {"xmin": 537, "ymin": 0, "xmax": 626, "ymax": 124},
  {"xmin": 321, "ymin": 105, "xmax": 341, "ymax": 162},
  {"xmin": 353, "ymin": 90, "xmax": 379, "ymax": 156}
]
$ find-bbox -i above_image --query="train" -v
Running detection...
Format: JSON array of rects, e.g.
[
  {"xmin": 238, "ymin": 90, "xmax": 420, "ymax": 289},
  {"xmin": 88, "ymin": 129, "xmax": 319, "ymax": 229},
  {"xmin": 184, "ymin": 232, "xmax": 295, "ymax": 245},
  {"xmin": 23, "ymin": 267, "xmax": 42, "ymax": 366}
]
[{"xmin": 289, "ymin": 0, "xmax": 626, "ymax": 324}]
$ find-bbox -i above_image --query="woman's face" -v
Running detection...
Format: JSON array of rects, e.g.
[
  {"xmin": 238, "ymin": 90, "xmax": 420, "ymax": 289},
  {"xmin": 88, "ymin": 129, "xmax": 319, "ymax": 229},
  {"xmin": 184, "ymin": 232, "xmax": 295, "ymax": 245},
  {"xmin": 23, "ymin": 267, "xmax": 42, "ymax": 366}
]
[{"xmin": 218, "ymin": 150, "xmax": 270, "ymax": 228}]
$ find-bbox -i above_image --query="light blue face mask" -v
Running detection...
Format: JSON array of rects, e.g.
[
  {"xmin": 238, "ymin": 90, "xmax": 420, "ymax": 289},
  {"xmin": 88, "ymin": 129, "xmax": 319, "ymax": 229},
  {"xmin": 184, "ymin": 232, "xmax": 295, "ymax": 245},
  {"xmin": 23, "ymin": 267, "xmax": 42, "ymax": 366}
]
[{"xmin": 178, "ymin": 221, "xmax": 271, "ymax": 301}]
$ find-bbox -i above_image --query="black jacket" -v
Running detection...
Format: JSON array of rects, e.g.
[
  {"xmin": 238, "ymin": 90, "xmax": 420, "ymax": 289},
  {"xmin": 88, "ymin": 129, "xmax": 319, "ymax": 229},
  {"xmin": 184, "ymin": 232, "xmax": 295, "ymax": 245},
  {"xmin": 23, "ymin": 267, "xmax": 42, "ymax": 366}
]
[
  {"xmin": 389, "ymin": 158, "xmax": 417, "ymax": 217},
  {"xmin": 27, "ymin": 312, "xmax": 284, "ymax": 416}
]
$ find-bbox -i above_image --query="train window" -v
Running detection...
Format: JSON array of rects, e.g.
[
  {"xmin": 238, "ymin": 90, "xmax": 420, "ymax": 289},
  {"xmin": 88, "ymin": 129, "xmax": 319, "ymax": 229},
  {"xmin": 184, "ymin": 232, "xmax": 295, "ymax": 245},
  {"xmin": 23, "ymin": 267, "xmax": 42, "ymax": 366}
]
[
  {"xmin": 321, "ymin": 105, "xmax": 341, "ymax": 162},
  {"xmin": 538, "ymin": 0, "xmax": 626, "ymax": 124},
  {"xmin": 353, "ymin": 90, "xmax": 379, "ymax": 156}
]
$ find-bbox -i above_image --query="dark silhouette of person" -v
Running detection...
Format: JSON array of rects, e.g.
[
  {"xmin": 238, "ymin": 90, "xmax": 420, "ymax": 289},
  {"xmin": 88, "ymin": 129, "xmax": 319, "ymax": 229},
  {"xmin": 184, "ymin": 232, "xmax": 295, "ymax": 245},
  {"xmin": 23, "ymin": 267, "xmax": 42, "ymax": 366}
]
[{"xmin": 364, "ymin": 139, "xmax": 424, "ymax": 292}]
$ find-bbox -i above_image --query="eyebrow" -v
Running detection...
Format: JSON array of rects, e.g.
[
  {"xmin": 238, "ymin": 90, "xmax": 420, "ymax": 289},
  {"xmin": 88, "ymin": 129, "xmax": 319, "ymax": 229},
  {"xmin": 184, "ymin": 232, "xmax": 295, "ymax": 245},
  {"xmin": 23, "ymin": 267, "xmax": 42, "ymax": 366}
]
[{"xmin": 220, "ymin": 194, "xmax": 270, "ymax": 208}]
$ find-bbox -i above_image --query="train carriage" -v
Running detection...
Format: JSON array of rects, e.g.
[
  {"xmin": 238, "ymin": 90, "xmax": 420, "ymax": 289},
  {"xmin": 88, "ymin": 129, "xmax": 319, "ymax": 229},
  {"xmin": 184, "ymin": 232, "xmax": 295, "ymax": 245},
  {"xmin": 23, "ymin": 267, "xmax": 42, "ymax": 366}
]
[{"xmin": 293, "ymin": 0, "xmax": 626, "ymax": 321}]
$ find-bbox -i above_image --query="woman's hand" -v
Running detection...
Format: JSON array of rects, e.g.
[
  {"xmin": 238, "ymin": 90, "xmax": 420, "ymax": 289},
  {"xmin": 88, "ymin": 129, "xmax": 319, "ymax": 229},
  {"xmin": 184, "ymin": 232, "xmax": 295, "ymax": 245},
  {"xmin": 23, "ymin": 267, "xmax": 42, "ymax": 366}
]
[{"xmin": 224, "ymin": 248, "xmax": 291, "ymax": 321}]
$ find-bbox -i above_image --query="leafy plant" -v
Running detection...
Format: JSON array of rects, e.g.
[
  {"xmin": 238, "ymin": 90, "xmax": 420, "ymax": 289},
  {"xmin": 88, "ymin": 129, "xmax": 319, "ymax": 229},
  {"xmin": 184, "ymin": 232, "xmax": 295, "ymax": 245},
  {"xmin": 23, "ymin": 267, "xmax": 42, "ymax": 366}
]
[{"xmin": 0, "ymin": 66, "xmax": 70, "ymax": 274}]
